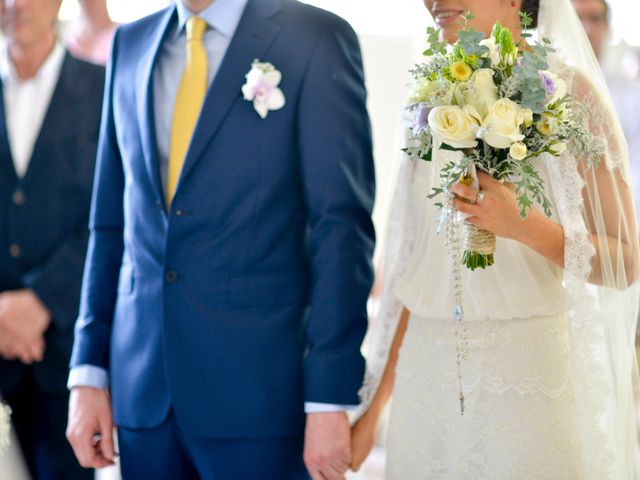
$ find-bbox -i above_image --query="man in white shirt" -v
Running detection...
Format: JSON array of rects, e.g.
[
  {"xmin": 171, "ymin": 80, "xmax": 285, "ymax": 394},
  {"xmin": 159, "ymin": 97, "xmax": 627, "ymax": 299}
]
[{"xmin": 0, "ymin": 0, "xmax": 104, "ymax": 478}]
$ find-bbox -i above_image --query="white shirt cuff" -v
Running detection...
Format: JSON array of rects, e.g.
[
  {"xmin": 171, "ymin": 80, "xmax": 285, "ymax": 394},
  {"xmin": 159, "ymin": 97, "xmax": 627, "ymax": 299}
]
[
  {"xmin": 304, "ymin": 402, "xmax": 358, "ymax": 413},
  {"xmin": 67, "ymin": 365, "xmax": 109, "ymax": 390}
]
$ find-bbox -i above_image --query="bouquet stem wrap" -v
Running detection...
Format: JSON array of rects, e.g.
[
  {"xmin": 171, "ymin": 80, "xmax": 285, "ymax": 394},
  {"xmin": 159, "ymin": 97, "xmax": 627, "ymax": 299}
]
[{"xmin": 462, "ymin": 222, "xmax": 496, "ymax": 269}]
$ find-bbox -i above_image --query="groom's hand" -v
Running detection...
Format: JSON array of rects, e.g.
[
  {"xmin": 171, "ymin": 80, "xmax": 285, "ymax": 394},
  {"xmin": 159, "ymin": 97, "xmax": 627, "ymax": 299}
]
[
  {"xmin": 304, "ymin": 411, "xmax": 351, "ymax": 480},
  {"xmin": 66, "ymin": 387, "xmax": 116, "ymax": 468}
]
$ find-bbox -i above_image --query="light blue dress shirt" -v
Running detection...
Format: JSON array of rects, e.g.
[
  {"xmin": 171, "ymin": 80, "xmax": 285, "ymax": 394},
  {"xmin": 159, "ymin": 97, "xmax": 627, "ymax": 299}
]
[
  {"xmin": 68, "ymin": 0, "xmax": 354, "ymax": 414},
  {"xmin": 155, "ymin": 0, "xmax": 248, "ymax": 194}
]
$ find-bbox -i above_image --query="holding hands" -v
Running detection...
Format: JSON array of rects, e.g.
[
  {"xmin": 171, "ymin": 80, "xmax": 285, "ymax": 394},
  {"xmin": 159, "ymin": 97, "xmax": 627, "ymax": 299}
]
[
  {"xmin": 304, "ymin": 412, "xmax": 352, "ymax": 480},
  {"xmin": 349, "ymin": 409, "xmax": 380, "ymax": 472}
]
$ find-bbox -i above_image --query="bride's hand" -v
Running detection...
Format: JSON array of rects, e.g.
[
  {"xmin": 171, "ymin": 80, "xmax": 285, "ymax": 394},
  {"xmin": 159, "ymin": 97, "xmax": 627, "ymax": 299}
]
[
  {"xmin": 349, "ymin": 411, "xmax": 379, "ymax": 472},
  {"xmin": 451, "ymin": 171, "xmax": 531, "ymax": 240}
]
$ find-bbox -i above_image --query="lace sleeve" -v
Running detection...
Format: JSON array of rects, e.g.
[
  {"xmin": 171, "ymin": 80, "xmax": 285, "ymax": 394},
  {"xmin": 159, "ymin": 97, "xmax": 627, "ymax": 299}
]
[
  {"xmin": 560, "ymin": 67, "xmax": 639, "ymax": 288},
  {"xmin": 354, "ymin": 141, "xmax": 418, "ymax": 420}
]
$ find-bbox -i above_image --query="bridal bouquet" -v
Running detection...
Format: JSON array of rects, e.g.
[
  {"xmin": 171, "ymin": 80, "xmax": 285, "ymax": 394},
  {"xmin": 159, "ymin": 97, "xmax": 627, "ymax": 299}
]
[
  {"xmin": 0, "ymin": 402, "xmax": 10, "ymax": 455},
  {"xmin": 405, "ymin": 13, "xmax": 599, "ymax": 270}
]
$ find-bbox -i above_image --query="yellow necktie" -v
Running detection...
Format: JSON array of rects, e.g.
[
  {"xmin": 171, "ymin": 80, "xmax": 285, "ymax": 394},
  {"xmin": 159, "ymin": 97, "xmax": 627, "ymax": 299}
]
[{"xmin": 167, "ymin": 16, "xmax": 208, "ymax": 205}]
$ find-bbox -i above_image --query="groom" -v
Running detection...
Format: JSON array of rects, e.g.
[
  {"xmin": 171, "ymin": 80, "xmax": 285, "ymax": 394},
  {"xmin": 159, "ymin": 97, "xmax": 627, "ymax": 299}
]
[{"xmin": 65, "ymin": 0, "xmax": 375, "ymax": 479}]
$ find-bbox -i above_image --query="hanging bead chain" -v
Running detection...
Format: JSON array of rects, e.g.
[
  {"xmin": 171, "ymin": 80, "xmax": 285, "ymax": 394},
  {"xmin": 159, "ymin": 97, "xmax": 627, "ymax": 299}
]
[{"xmin": 443, "ymin": 181, "xmax": 469, "ymax": 416}]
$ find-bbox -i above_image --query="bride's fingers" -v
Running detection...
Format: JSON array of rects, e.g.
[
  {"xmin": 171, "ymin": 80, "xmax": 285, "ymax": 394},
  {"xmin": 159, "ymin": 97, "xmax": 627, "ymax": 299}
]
[
  {"xmin": 451, "ymin": 182, "xmax": 478, "ymax": 202},
  {"xmin": 465, "ymin": 216, "xmax": 487, "ymax": 230},
  {"xmin": 453, "ymin": 197, "xmax": 482, "ymax": 216},
  {"xmin": 476, "ymin": 171, "xmax": 501, "ymax": 189}
]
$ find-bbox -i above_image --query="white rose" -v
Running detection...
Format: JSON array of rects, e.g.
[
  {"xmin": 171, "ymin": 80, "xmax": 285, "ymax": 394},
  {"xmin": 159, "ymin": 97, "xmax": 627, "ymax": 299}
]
[
  {"xmin": 509, "ymin": 142, "xmax": 528, "ymax": 160},
  {"xmin": 428, "ymin": 105, "xmax": 480, "ymax": 149},
  {"xmin": 480, "ymin": 98, "xmax": 525, "ymax": 149},
  {"xmin": 463, "ymin": 104, "xmax": 483, "ymax": 125},
  {"xmin": 467, "ymin": 69, "xmax": 499, "ymax": 118},
  {"xmin": 479, "ymin": 38, "xmax": 501, "ymax": 66}
]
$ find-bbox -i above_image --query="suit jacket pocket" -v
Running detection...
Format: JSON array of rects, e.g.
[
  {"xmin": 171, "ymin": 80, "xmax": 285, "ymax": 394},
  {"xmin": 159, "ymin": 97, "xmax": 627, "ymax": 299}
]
[{"xmin": 229, "ymin": 273, "xmax": 309, "ymax": 308}]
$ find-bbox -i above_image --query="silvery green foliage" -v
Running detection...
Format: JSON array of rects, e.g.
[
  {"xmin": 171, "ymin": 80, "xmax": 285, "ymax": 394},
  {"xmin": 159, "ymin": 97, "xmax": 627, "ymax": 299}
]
[{"xmin": 457, "ymin": 29, "xmax": 488, "ymax": 57}]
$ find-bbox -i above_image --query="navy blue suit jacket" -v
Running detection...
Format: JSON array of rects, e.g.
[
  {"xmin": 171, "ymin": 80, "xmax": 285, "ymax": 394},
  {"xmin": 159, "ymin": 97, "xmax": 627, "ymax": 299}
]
[
  {"xmin": 71, "ymin": 0, "xmax": 375, "ymax": 439},
  {"xmin": 0, "ymin": 53, "xmax": 104, "ymax": 395}
]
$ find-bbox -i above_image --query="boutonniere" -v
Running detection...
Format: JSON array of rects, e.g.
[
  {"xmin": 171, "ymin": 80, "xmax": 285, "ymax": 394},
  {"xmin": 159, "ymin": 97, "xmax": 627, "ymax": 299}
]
[{"xmin": 241, "ymin": 60, "xmax": 286, "ymax": 119}]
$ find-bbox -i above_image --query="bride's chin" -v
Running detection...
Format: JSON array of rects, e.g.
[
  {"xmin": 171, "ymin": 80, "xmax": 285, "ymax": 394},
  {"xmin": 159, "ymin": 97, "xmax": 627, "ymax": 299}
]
[{"xmin": 441, "ymin": 29, "xmax": 458, "ymax": 44}]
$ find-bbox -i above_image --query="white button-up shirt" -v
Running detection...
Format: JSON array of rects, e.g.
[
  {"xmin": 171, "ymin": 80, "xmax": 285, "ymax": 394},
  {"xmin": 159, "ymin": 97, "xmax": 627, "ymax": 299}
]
[{"xmin": 0, "ymin": 42, "xmax": 65, "ymax": 177}]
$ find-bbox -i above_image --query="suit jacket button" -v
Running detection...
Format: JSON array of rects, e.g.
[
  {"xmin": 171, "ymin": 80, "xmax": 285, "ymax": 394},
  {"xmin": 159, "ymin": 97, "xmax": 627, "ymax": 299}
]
[
  {"xmin": 12, "ymin": 190, "xmax": 25, "ymax": 206},
  {"xmin": 9, "ymin": 244, "xmax": 22, "ymax": 258},
  {"xmin": 165, "ymin": 270, "xmax": 178, "ymax": 283}
]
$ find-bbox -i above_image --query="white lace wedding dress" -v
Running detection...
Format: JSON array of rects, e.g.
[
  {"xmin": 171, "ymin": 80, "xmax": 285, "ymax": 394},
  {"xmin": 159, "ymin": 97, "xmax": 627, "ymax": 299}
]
[
  {"xmin": 384, "ymin": 157, "xmax": 584, "ymax": 479},
  {"xmin": 358, "ymin": 2, "xmax": 639, "ymax": 477}
]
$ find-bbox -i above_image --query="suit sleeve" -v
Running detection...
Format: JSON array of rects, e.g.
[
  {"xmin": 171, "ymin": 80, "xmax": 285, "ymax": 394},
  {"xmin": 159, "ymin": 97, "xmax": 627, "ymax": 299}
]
[
  {"xmin": 297, "ymin": 18, "xmax": 376, "ymax": 405},
  {"xmin": 69, "ymin": 29, "xmax": 125, "ymax": 370}
]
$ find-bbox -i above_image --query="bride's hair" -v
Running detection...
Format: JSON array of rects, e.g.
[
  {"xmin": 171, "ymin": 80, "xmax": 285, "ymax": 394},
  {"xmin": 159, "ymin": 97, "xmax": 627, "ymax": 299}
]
[{"xmin": 521, "ymin": 0, "xmax": 540, "ymax": 27}]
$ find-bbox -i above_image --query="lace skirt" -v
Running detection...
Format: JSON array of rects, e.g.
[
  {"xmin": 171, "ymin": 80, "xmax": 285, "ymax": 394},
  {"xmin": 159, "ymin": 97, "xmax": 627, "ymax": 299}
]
[{"xmin": 386, "ymin": 312, "xmax": 584, "ymax": 480}]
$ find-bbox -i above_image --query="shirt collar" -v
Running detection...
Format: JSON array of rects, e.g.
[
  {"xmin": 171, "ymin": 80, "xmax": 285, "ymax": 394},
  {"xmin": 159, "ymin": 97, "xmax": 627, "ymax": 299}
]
[
  {"xmin": 0, "ymin": 41, "xmax": 65, "ymax": 84},
  {"xmin": 176, "ymin": 0, "xmax": 249, "ymax": 39}
]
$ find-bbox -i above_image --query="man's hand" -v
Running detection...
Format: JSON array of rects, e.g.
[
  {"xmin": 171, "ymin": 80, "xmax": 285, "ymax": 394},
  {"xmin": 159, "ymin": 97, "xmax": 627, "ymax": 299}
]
[
  {"xmin": 0, "ymin": 289, "xmax": 51, "ymax": 337},
  {"xmin": 304, "ymin": 411, "xmax": 351, "ymax": 480},
  {"xmin": 0, "ymin": 325, "xmax": 44, "ymax": 363},
  {"xmin": 66, "ymin": 387, "xmax": 116, "ymax": 469},
  {"xmin": 0, "ymin": 290, "xmax": 50, "ymax": 363}
]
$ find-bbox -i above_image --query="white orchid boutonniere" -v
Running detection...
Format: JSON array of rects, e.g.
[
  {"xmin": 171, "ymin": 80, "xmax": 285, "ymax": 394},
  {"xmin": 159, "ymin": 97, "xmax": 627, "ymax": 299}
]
[{"xmin": 241, "ymin": 60, "xmax": 286, "ymax": 119}]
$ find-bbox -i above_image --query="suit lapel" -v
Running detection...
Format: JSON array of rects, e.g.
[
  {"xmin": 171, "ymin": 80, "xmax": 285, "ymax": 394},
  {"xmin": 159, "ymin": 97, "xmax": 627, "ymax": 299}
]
[
  {"xmin": 0, "ymin": 81, "xmax": 17, "ymax": 184},
  {"xmin": 175, "ymin": 0, "xmax": 283, "ymax": 194},
  {"xmin": 136, "ymin": 7, "xmax": 177, "ymax": 208}
]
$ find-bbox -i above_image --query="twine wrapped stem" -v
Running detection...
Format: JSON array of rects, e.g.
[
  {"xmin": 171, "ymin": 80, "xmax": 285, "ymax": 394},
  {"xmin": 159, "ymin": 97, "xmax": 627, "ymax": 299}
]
[{"xmin": 462, "ymin": 223, "xmax": 496, "ymax": 269}]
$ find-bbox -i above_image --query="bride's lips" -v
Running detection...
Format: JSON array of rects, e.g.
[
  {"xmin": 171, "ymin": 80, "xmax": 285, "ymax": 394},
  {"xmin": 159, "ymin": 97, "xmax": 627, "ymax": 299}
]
[{"xmin": 432, "ymin": 9, "xmax": 465, "ymax": 27}]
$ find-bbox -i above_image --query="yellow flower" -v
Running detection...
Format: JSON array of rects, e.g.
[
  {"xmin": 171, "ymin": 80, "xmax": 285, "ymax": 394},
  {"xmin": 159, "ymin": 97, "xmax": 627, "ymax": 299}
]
[
  {"xmin": 450, "ymin": 61, "xmax": 473, "ymax": 82},
  {"xmin": 535, "ymin": 114, "xmax": 558, "ymax": 136}
]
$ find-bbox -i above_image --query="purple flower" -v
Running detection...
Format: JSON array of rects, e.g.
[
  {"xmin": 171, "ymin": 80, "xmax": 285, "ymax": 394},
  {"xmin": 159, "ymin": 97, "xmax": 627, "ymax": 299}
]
[
  {"xmin": 412, "ymin": 104, "xmax": 431, "ymax": 135},
  {"xmin": 539, "ymin": 72, "xmax": 556, "ymax": 97}
]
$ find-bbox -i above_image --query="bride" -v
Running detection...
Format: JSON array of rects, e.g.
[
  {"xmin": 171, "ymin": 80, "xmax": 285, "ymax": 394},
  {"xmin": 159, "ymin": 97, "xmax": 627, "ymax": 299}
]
[{"xmin": 351, "ymin": 0, "xmax": 640, "ymax": 478}]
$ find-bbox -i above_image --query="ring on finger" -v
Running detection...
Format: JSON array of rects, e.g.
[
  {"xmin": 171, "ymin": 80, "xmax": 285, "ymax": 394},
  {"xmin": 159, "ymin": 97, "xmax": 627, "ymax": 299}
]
[{"xmin": 475, "ymin": 190, "xmax": 486, "ymax": 204}]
